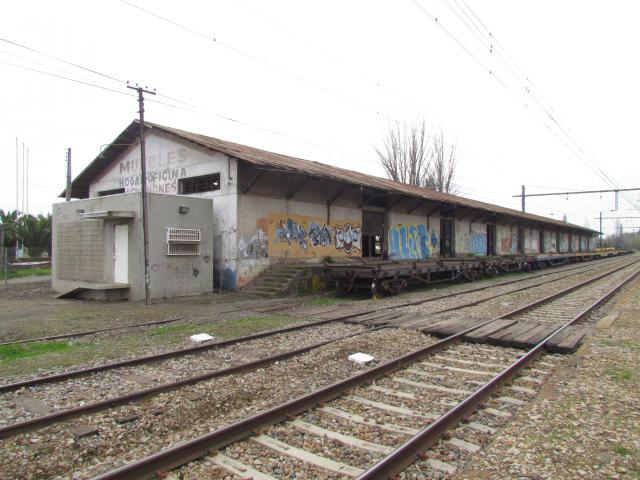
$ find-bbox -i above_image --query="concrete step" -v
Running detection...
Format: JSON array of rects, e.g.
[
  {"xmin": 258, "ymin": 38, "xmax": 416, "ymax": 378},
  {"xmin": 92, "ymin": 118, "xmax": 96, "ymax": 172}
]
[{"xmin": 252, "ymin": 280, "xmax": 291, "ymax": 288}]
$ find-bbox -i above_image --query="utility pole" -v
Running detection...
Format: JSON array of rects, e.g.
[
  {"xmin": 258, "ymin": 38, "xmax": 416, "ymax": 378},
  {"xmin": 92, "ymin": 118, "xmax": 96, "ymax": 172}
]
[
  {"xmin": 21, "ymin": 142, "xmax": 25, "ymax": 213},
  {"xmin": 521, "ymin": 185, "xmax": 525, "ymax": 212},
  {"xmin": 15, "ymin": 137, "xmax": 18, "ymax": 213},
  {"xmin": 65, "ymin": 148, "xmax": 72, "ymax": 202},
  {"xmin": 599, "ymin": 211, "xmax": 602, "ymax": 248},
  {"xmin": 127, "ymin": 82, "xmax": 156, "ymax": 306},
  {"xmin": 26, "ymin": 147, "xmax": 29, "ymax": 214}
]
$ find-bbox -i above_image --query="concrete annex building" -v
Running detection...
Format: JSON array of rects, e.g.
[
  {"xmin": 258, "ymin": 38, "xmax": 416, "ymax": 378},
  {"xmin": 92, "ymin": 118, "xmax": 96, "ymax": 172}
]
[{"xmin": 53, "ymin": 120, "xmax": 598, "ymax": 300}]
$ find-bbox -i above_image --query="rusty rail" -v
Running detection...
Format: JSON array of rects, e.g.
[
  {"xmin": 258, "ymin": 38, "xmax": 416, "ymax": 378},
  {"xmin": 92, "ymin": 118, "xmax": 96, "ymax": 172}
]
[
  {"xmin": 0, "ymin": 327, "xmax": 384, "ymax": 439},
  {"xmin": 90, "ymin": 259, "xmax": 639, "ymax": 480},
  {"xmin": 356, "ymin": 266, "xmax": 640, "ymax": 479}
]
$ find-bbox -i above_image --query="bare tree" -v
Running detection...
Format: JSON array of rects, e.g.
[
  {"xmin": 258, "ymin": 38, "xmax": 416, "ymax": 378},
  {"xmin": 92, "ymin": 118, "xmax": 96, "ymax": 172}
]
[
  {"xmin": 376, "ymin": 121, "xmax": 458, "ymax": 193},
  {"xmin": 425, "ymin": 129, "xmax": 457, "ymax": 194},
  {"xmin": 375, "ymin": 120, "xmax": 432, "ymax": 186}
]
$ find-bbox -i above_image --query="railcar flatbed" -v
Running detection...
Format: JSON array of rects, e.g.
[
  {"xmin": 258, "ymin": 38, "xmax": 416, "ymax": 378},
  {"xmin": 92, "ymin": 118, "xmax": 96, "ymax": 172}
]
[{"xmin": 324, "ymin": 250, "xmax": 634, "ymax": 296}]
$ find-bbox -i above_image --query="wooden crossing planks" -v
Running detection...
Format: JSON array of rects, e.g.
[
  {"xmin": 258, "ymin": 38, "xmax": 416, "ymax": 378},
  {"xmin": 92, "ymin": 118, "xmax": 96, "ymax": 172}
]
[
  {"xmin": 546, "ymin": 326, "xmax": 589, "ymax": 354},
  {"xmin": 389, "ymin": 311, "xmax": 588, "ymax": 353},
  {"xmin": 462, "ymin": 319, "xmax": 517, "ymax": 343}
]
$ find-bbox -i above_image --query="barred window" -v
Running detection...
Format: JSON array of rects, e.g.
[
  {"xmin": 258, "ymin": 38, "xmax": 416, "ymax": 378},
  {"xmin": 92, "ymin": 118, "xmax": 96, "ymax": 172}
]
[
  {"xmin": 166, "ymin": 228, "xmax": 201, "ymax": 256},
  {"xmin": 179, "ymin": 173, "xmax": 220, "ymax": 194}
]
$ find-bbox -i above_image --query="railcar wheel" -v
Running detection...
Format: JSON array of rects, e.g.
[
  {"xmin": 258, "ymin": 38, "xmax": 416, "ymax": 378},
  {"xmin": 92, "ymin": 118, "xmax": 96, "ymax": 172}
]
[
  {"xmin": 371, "ymin": 280, "xmax": 384, "ymax": 299},
  {"xmin": 336, "ymin": 278, "xmax": 353, "ymax": 296}
]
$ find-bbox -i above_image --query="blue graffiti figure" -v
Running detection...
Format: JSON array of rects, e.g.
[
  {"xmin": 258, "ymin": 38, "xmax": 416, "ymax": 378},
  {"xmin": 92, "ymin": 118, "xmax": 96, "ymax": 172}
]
[{"xmin": 309, "ymin": 221, "xmax": 332, "ymax": 247}]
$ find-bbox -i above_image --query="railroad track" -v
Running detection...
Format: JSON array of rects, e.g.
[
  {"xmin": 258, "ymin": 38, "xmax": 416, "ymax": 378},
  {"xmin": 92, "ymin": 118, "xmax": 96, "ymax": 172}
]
[
  {"xmin": 0, "ymin": 256, "xmax": 636, "ymax": 445},
  {"xmin": 1, "ymin": 256, "xmax": 625, "ymax": 395},
  {"xmin": 0, "ymin": 254, "xmax": 625, "ymax": 348},
  {"xmin": 79, "ymin": 256, "xmax": 638, "ymax": 479}
]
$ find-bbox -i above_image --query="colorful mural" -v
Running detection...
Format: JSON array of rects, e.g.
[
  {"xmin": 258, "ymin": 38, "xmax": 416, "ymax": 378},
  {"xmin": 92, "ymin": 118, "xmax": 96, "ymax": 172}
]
[
  {"xmin": 335, "ymin": 223, "xmax": 361, "ymax": 254},
  {"xmin": 388, "ymin": 224, "xmax": 438, "ymax": 260},
  {"xmin": 267, "ymin": 213, "xmax": 362, "ymax": 258}
]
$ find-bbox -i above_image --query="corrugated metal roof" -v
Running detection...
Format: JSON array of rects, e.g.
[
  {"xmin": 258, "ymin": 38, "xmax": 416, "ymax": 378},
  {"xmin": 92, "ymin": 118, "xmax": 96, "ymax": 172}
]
[{"xmin": 64, "ymin": 120, "xmax": 597, "ymax": 234}]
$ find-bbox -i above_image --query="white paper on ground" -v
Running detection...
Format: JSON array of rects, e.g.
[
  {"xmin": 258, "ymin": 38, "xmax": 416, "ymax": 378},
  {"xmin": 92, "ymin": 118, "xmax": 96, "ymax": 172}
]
[
  {"xmin": 348, "ymin": 352, "xmax": 375, "ymax": 365},
  {"xmin": 189, "ymin": 333, "xmax": 214, "ymax": 343}
]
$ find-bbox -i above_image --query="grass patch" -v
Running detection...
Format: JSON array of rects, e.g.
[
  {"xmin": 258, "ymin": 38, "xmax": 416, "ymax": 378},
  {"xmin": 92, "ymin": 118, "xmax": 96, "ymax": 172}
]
[
  {"xmin": 0, "ymin": 340, "xmax": 84, "ymax": 362},
  {"xmin": 614, "ymin": 446, "xmax": 633, "ymax": 456},
  {"xmin": 308, "ymin": 297, "xmax": 353, "ymax": 306},
  {"xmin": 4, "ymin": 267, "xmax": 51, "ymax": 280},
  {"xmin": 605, "ymin": 367, "xmax": 634, "ymax": 382}
]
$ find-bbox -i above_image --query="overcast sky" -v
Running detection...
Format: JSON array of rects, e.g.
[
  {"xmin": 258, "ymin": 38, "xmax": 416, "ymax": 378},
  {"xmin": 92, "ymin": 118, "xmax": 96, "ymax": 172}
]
[{"xmin": 1, "ymin": 0, "xmax": 638, "ymax": 235}]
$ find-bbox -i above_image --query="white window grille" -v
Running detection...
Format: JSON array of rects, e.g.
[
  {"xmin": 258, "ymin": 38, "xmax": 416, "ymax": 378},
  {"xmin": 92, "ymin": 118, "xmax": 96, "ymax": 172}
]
[{"xmin": 166, "ymin": 228, "xmax": 201, "ymax": 255}]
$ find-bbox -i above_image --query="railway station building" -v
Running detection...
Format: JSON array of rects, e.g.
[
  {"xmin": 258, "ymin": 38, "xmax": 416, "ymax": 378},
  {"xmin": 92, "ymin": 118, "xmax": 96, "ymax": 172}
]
[{"xmin": 53, "ymin": 120, "xmax": 599, "ymax": 300}]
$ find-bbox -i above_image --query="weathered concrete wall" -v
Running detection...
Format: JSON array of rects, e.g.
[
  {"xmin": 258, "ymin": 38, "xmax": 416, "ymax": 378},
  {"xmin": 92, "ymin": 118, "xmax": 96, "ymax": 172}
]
[
  {"xmin": 497, "ymin": 225, "xmax": 518, "ymax": 255},
  {"xmin": 89, "ymin": 130, "xmax": 238, "ymax": 290},
  {"xmin": 53, "ymin": 194, "xmax": 144, "ymax": 298},
  {"xmin": 147, "ymin": 194, "xmax": 213, "ymax": 299},
  {"xmin": 542, "ymin": 230, "xmax": 557, "ymax": 253},
  {"xmin": 524, "ymin": 228, "xmax": 539, "ymax": 254},
  {"xmin": 53, "ymin": 193, "xmax": 213, "ymax": 301}
]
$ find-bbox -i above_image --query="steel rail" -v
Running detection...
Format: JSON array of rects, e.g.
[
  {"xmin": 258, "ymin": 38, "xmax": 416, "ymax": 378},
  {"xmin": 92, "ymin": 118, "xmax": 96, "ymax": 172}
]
[
  {"xmin": 0, "ymin": 254, "xmax": 613, "ymax": 347},
  {"xmin": 2, "ymin": 259, "xmax": 631, "ymax": 437},
  {"xmin": 3, "ymin": 257, "xmax": 626, "ymax": 394},
  {"xmin": 0, "ymin": 314, "xmax": 350, "ymax": 393},
  {"xmin": 0, "ymin": 299, "xmax": 297, "ymax": 347},
  {"xmin": 90, "ymin": 259, "xmax": 639, "ymax": 480},
  {"xmin": 356, "ymin": 266, "xmax": 640, "ymax": 479},
  {"xmin": 0, "ymin": 326, "xmax": 385, "ymax": 439},
  {"xmin": 0, "ymin": 316, "xmax": 184, "ymax": 347}
]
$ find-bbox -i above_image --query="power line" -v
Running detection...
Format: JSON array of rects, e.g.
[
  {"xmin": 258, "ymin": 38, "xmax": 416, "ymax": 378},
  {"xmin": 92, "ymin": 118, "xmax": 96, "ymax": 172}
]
[
  {"xmin": 439, "ymin": 0, "xmax": 634, "ymax": 207},
  {"xmin": 0, "ymin": 50, "xmax": 358, "ymax": 160}
]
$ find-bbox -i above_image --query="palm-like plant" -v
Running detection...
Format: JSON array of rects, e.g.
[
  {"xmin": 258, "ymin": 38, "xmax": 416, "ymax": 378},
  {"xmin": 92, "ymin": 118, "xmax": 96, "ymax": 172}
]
[
  {"xmin": 16, "ymin": 214, "xmax": 52, "ymax": 257},
  {"xmin": 0, "ymin": 209, "xmax": 19, "ymax": 258}
]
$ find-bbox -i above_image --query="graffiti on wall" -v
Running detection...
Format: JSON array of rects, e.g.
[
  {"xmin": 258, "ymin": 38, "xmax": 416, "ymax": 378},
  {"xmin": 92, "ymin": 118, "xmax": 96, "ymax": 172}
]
[
  {"xmin": 275, "ymin": 219, "xmax": 307, "ymax": 250},
  {"xmin": 335, "ymin": 224, "xmax": 362, "ymax": 254},
  {"xmin": 308, "ymin": 222, "xmax": 332, "ymax": 247},
  {"xmin": 117, "ymin": 148, "xmax": 189, "ymax": 194},
  {"xmin": 470, "ymin": 232, "xmax": 487, "ymax": 255},
  {"xmin": 267, "ymin": 213, "xmax": 362, "ymax": 258},
  {"xmin": 388, "ymin": 224, "xmax": 439, "ymax": 260},
  {"xmin": 239, "ymin": 218, "xmax": 269, "ymax": 259},
  {"xmin": 500, "ymin": 233, "xmax": 518, "ymax": 254}
]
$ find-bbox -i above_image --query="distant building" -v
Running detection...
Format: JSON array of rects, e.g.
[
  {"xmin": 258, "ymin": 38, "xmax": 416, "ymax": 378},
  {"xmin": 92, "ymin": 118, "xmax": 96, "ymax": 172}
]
[{"xmin": 53, "ymin": 121, "xmax": 597, "ymax": 300}]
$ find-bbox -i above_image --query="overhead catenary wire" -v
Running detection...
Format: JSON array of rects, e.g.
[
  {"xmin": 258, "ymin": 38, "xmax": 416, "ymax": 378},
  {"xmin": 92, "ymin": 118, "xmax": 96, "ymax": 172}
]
[{"xmin": 438, "ymin": 0, "xmax": 635, "ymax": 208}]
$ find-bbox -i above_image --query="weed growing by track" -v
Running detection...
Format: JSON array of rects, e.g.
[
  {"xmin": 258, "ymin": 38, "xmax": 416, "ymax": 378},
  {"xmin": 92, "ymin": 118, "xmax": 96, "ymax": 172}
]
[{"xmin": 0, "ymin": 340, "xmax": 85, "ymax": 361}]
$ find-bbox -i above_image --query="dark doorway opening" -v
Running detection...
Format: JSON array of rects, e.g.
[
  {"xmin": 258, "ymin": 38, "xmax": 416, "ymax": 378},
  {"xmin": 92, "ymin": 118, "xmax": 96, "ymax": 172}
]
[
  {"xmin": 440, "ymin": 218, "xmax": 454, "ymax": 257},
  {"xmin": 556, "ymin": 232, "xmax": 561, "ymax": 252},
  {"xmin": 568, "ymin": 233, "xmax": 573, "ymax": 252},
  {"xmin": 487, "ymin": 224, "xmax": 496, "ymax": 256},
  {"xmin": 539, "ymin": 230, "xmax": 545, "ymax": 253},
  {"xmin": 517, "ymin": 227, "xmax": 525, "ymax": 254},
  {"xmin": 362, "ymin": 211, "xmax": 385, "ymax": 258}
]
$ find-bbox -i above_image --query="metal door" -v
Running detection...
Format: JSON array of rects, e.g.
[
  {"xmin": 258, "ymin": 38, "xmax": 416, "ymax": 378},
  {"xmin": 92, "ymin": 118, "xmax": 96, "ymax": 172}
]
[{"xmin": 114, "ymin": 224, "xmax": 129, "ymax": 283}]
